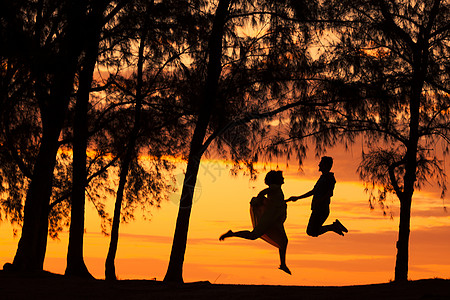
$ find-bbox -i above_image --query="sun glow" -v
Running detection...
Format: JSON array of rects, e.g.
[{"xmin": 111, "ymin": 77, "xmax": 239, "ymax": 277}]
[{"xmin": 1, "ymin": 147, "xmax": 450, "ymax": 286}]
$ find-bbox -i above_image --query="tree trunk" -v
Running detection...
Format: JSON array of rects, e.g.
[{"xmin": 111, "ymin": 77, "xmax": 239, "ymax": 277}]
[
  {"xmin": 104, "ymin": 146, "xmax": 137, "ymax": 280},
  {"xmin": 104, "ymin": 175, "xmax": 125, "ymax": 280},
  {"xmin": 394, "ymin": 38, "xmax": 427, "ymax": 281},
  {"xmin": 12, "ymin": 60, "xmax": 79, "ymax": 271},
  {"xmin": 103, "ymin": 91, "xmax": 142, "ymax": 281},
  {"xmin": 12, "ymin": 124, "xmax": 62, "ymax": 271},
  {"xmin": 163, "ymin": 153, "xmax": 202, "ymax": 283},
  {"xmin": 65, "ymin": 2, "xmax": 109, "ymax": 278},
  {"xmin": 394, "ymin": 194, "xmax": 412, "ymax": 282},
  {"xmin": 394, "ymin": 109, "xmax": 419, "ymax": 282},
  {"xmin": 12, "ymin": 0, "xmax": 87, "ymax": 273},
  {"xmin": 105, "ymin": 14, "xmax": 148, "ymax": 280},
  {"xmin": 65, "ymin": 34, "xmax": 99, "ymax": 280},
  {"xmin": 163, "ymin": 0, "xmax": 231, "ymax": 284},
  {"xmin": 65, "ymin": 92, "xmax": 92, "ymax": 277}
]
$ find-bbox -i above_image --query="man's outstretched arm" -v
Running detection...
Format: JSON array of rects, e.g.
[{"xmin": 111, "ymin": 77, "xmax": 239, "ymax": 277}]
[{"xmin": 286, "ymin": 190, "xmax": 314, "ymax": 202}]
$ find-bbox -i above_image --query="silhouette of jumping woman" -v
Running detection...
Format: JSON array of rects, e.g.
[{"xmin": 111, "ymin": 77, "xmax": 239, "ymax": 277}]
[
  {"xmin": 219, "ymin": 170, "xmax": 291, "ymax": 275},
  {"xmin": 287, "ymin": 156, "xmax": 348, "ymax": 237}
]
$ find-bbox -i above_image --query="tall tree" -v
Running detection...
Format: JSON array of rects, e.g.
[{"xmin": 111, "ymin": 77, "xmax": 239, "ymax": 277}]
[
  {"xmin": 286, "ymin": 0, "xmax": 450, "ymax": 282},
  {"xmin": 163, "ymin": 0, "xmax": 234, "ymax": 283},
  {"xmin": 104, "ymin": 1, "xmax": 149, "ymax": 280},
  {"xmin": 0, "ymin": 0, "xmax": 130, "ymax": 273},
  {"xmin": 163, "ymin": 0, "xmax": 318, "ymax": 283},
  {"xmin": 65, "ymin": 1, "xmax": 113, "ymax": 278},
  {"xmin": 9, "ymin": 0, "xmax": 88, "ymax": 272},
  {"xmin": 102, "ymin": 0, "xmax": 200, "ymax": 280}
]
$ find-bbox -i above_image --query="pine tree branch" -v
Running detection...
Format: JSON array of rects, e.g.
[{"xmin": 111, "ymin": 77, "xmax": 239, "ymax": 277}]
[{"xmin": 102, "ymin": 0, "xmax": 131, "ymax": 26}]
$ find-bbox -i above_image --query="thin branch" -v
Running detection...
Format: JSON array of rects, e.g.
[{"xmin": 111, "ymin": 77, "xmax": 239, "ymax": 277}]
[
  {"xmin": 90, "ymin": 80, "xmax": 114, "ymax": 92},
  {"xmin": 388, "ymin": 159, "xmax": 406, "ymax": 198},
  {"xmin": 49, "ymin": 191, "xmax": 71, "ymax": 211},
  {"xmin": 102, "ymin": 0, "xmax": 131, "ymax": 26},
  {"xmin": 430, "ymin": 22, "xmax": 450, "ymax": 38},
  {"xmin": 425, "ymin": 77, "xmax": 450, "ymax": 95},
  {"xmin": 200, "ymin": 98, "xmax": 339, "ymax": 154},
  {"xmin": 86, "ymin": 153, "xmax": 122, "ymax": 184},
  {"xmin": 422, "ymin": 103, "xmax": 450, "ymax": 137},
  {"xmin": 424, "ymin": 0, "xmax": 443, "ymax": 38}
]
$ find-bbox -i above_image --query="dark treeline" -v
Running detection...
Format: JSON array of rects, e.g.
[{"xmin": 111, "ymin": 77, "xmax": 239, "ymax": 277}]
[{"xmin": 0, "ymin": 0, "xmax": 449, "ymax": 284}]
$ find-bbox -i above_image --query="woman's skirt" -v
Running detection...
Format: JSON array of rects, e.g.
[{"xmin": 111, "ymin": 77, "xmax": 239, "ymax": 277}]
[{"xmin": 250, "ymin": 197, "xmax": 287, "ymax": 249}]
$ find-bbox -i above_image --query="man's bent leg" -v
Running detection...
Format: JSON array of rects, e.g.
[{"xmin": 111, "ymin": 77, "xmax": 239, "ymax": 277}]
[{"xmin": 307, "ymin": 208, "xmax": 331, "ymax": 237}]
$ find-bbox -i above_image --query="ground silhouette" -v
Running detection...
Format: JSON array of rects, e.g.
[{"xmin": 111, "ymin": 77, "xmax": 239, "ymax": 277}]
[{"xmin": 1, "ymin": 271, "xmax": 449, "ymax": 299}]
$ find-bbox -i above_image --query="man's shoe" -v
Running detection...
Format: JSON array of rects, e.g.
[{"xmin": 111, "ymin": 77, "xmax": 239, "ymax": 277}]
[{"xmin": 334, "ymin": 219, "xmax": 348, "ymax": 233}]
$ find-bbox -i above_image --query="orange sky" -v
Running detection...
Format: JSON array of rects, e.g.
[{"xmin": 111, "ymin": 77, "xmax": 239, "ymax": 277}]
[{"xmin": 1, "ymin": 146, "xmax": 450, "ymax": 286}]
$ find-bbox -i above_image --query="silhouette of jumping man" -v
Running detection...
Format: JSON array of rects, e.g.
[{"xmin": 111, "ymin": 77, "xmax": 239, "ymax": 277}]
[
  {"xmin": 219, "ymin": 170, "xmax": 291, "ymax": 275},
  {"xmin": 287, "ymin": 156, "xmax": 348, "ymax": 237}
]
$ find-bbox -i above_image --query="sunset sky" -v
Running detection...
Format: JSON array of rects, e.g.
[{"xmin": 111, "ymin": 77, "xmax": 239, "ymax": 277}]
[{"xmin": 1, "ymin": 144, "xmax": 450, "ymax": 286}]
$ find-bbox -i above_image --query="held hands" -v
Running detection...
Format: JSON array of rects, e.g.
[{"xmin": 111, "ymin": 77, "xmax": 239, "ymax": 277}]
[
  {"xmin": 286, "ymin": 196, "xmax": 299, "ymax": 202},
  {"xmin": 287, "ymin": 190, "xmax": 314, "ymax": 202}
]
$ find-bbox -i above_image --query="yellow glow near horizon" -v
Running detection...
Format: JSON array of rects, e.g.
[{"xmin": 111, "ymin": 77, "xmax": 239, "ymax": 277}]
[{"xmin": 1, "ymin": 153, "xmax": 450, "ymax": 286}]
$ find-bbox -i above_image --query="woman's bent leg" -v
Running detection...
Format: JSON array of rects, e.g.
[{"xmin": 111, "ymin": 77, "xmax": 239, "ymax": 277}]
[
  {"xmin": 219, "ymin": 229, "xmax": 261, "ymax": 241},
  {"xmin": 232, "ymin": 230, "xmax": 260, "ymax": 240}
]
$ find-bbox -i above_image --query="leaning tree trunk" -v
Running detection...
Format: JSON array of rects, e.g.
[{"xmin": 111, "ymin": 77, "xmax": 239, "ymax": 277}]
[
  {"xmin": 105, "ymin": 20, "xmax": 147, "ymax": 280},
  {"xmin": 10, "ymin": 0, "xmax": 125, "ymax": 274},
  {"xmin": 12, "ymin": 121, "xmax": 64, "ymax": 271},
  {"xmin": 104, "ymin": 146, "xmax": 137, "ymax": 280},
  {"xmin": 12, "ymin": 0, "xmax": 88, "ymax": 273},
  {"xmin": 163, "ymin": 0, "xmax": 232, "ymax": 283},
  {"xmin": 12, "ymin": 51, "xmax": 80, "ymax": 271}
]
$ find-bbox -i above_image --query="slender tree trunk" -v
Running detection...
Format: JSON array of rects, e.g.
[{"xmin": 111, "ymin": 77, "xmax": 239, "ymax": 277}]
[
  {"xmin": 105, "ymin": 172, "xmax": 127, "ymax": 280},
  {"xmin": 394, "ymin": 40, "xmax": 427, "ymax": 281},
  {"xmin": 65, "ymin": 24, "xmax": 101, "ymax": 279},
  {"xmin": 105, "ymin": 152, "xmax": 134, "ymax": 280},
  {"xmin": 163, "ymin": 0, "xmax": 232, "ymax": 283},
  {"xmin": 105, "ymin": 13, "xmax": 148, "ymax": 280},
  {"xmin": 394, "ymin": 108, "xmax": 419, "ymax": 283},
  {"xmin": 104, "ymin": 142, "xmax": 139, "ymax": 280},
  {"xmin": 394, "ymin": 118, "xmax": 419, "ymax": 282},
  {"xmin": 65, "ymin": 1, "xmax": 111, "ymax": 278}
]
